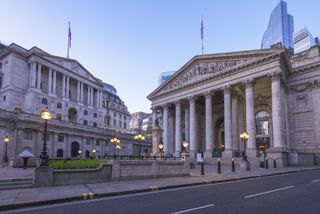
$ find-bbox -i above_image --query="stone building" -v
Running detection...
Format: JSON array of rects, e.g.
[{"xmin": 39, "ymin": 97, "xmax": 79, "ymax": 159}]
[
  {"xmin": 102, "ymin": 82, "xmax": 130, "ymax": 133},
  {"xmin": 148, "ymin": 44, "xmax": 320, "ymax": 166},
  {"xmin": 0, "ymin": 43, "xmax": 150, "ymax": 162}
]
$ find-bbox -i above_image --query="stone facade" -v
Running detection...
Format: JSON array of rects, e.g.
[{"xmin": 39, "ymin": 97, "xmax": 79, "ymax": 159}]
[
  {"xmin": 0, "ymin": 43, "xmax": 151, "ymax": 162},
  {"xmin": 148, "ymin": 44, "xmax": 320, "ymax": 166}
]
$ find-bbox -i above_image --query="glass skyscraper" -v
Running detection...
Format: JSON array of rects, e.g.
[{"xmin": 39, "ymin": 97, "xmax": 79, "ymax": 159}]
[
  {"xmin": 261, "ymin": 1, "xmax": 294, "ymax": 49},
  {"xmin": 293, "ymin": 27, "xmax": 316, "ymax": 54}
]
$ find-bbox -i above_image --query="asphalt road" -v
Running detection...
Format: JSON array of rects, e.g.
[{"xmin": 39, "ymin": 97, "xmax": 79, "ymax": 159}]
[{"xmin": 4, "ymin": 170, "xmax": 320, "ymax": 214}]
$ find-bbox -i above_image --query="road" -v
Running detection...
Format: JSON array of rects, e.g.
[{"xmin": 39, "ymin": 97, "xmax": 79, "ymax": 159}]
[{"xmin": 4, "ymin": 170, "xmax": 320, "ymax": 214}]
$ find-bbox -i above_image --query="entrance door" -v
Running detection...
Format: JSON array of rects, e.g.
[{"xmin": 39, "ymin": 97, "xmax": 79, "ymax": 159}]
[{"xmin": 71, "ymin": 142, "xmax": 80, "ymax": 157}]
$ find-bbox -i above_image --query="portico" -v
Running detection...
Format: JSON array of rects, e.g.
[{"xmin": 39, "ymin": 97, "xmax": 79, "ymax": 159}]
[{"xmin": 148, "ymin": 47, "xmax": 289, "ymax": 165}]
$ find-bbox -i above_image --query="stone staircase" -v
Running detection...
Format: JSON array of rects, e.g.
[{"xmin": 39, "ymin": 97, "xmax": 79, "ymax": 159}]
[{"xmin": 0, "ymin": 177, "xmax": 33, "ymax": 191}]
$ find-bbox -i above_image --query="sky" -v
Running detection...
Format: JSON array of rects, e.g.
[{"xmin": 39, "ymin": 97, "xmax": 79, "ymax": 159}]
[{"xmin": 1, "ymin": 0, "xmax": 319, "ymax": 113}]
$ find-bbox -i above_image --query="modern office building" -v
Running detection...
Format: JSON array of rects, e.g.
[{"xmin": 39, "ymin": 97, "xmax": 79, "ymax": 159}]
[
  {"xmin": 158, "ymin": 71, "xmax": 176, "ymax": 85},
  {"xmin": 102, "ymin": 82, "xmax": 130, "ymax": 133},
  {"xmin": 261, "ymin": 1, "xmax": 294, "ymax": 49},
  {"xmin": 293, "ymin": 27, "xmax": 316, "ymax": 54},
  {"xmin": 0, "ymin": 43, "xmax": 150, "ymax": 163},
  {"xmin": 148, "ymin": 43, "xmax": 320, "ymax": 167}
]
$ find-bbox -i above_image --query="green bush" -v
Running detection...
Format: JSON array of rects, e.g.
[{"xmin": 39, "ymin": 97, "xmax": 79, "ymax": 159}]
[{"xmin": 50, "ymin": 159, "xmax": 101, "ymax": 170}]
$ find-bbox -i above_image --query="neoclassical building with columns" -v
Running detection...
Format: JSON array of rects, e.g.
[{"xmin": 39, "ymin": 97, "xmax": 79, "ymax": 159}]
[
  {"xmin": 148, "ymin": 44, "xmax": 320, "ymax": 166},
  {"xmin": 0, "ymin": 43, "xmax": 151, "ymax": 163}
]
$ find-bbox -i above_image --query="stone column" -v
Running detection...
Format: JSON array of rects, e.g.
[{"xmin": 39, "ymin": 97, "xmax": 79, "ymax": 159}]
[
  {"xmin": 77, "ymin": 81, "xmax": 81, "ymax": 102},
  {"xmin": 175, "ymin": 101, "xmax": 181, "ymax": 156},
  {"xmin": 53, "ymin": 133, "xmax": 58, "ymax": 157},
  {"xmin": 48, "ymin": 68, "xmax": 52, "ymax": 93},
  {"xmin": 185, "ymin": 107, "xmax": 189, "ymax": 142},
  {"xmin": 95, "ymin": 90, "xmax": 99, "ymax": 107},
  {"xmin": 204, "ymin": 92, "xmax": 213, "ymax": 158},
  {"xmin": 189, "ymin": 96, "xmax": 197, "ymax": 158},
  {"xmin": 29, "ymin": 62, "xmax": 36, "ymax": 88},
  {"xmin": 232, "ymin": 93, "xmax": 239, "ymax": 151},
  {"xmin": 80, "ymin": 82, "xmax": 84, "ymax": 103},
  {"xmin": 223, "ymin": 86, "xmax": 233, "ymax": 157},
  {"xmin": 37, "ymin": 63, "xmax": 42, "ymax": 89},
  {"xmin": 87, "ymin": 85, "xmax": 90, "ymax": 105},
  {"xmin": 66, "ymin": 76, "xmax": 70, "ymax": 99},
  {"xmin": 162, "ymin": 105, "xmax": 169, "ymax": 154},
  {"xmin": 271, "ymin": 74, "xmax": 284, "ymax": 148},
  {"xmin": 62, "ymin": 74, "xmax": 66, "ymax": 97},
  {"xmin": 90, "ymin": 87, "xmax": 94, "ymax": 106},
  {"xmin": 245, "ymin": 79, "xmax": 257, "ymax": 157},
  {"xmin": 52, "ymin": 70, "xmax": 57, "ymax": 94},
  {"xmin": 100, "ymin": 91, "xmax": 103, "ymax": 108},
  {"xmin": 152, "ymin": 108, "xmax": 157, "ymax": 127}
]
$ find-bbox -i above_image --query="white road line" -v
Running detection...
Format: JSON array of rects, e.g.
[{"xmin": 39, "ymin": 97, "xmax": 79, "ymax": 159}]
[
  {"xmin": 245, "ymin": 186, "xmax": 294, "ymax": 199},
  {"xmin": 170, "ymin": 204, "xmax": 215, "ymax": 214},
  {"xmin": 311, "ymin": 179, "xmax": 320, "ymax": 183}
]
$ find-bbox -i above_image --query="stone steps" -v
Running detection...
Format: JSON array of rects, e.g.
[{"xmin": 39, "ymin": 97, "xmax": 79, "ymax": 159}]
[{"xmin": 0, "ymin": 177, "xmax": 33, "ymax": 191}]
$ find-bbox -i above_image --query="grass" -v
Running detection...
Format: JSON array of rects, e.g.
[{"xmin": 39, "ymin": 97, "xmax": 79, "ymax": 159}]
[{"xmin": 50, "ymin": 159, "xmax": 101, "ymax": 170}]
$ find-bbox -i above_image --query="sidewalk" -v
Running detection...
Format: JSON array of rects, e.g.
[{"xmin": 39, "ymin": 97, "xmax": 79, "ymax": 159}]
[{"xmin": 0, "ymin": 165, "xmax": 319, "ymax": 211}]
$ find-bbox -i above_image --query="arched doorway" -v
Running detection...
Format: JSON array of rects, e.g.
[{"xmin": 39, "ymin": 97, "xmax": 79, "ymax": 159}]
[
  {"xmin": 68, "ymin": 108, "xmax": 77, "ymax": 123},
  {"xmin": 255, "ymin": 110, "xmax": 271, "ymax": 155},
  {"xmin": 71, "ymin": 142, "xmax": 80, "ymax": 157}
]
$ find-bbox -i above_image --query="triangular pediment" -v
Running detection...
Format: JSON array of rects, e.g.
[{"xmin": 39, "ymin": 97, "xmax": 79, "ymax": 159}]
[
  {"xmin": 148, "ymin": 48, "xmax": 285, "ymax": 100},
  {"xmin": 40, "ymin": 55, "xmax": 99, "ymax": 83}
]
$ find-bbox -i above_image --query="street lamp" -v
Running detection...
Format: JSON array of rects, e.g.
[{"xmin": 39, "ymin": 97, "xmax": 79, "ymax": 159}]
[
  {"xmin": 3, "ymin": 136, "xmax": 10, "ymax": 164},
  {"xmin": 78, "ymin": 150, "xmax": 82, "ymax": 158},
  {"xmin": 240, "ymin": 131, "xmax": 249, "ymax": 161},
  {"xmin": 92, "ymin": 149, "xmax": 96, "ymax": 158},
  {"xmin": 182, "ymin": 141, "xmax": 189, "ymax": 153},
  {"xmin": 40, "ymin": 107, "xmax": 52, "ymax": 166},
  {"xmin": 134, "ymin": 134, "xmax": 145, "ymax": 157},
  {"xmin": 110, "ymin": 137, "xmax": 121, "ymax": 157}
]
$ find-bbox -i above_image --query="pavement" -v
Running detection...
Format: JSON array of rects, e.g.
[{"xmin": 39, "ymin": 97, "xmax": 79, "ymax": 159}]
[{"xmin": 0, "ymin": 164, "xmax": 319, "ymax": 211}]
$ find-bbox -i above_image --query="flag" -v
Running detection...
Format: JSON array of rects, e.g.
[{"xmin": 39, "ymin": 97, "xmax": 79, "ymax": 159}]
[
  {"xmin": 200, "ymin": 18, "xmax": 204, "ymax": 40},
  {"xmin": 68, "ymin": 22, "xmax": 72, "ymax": 48}
]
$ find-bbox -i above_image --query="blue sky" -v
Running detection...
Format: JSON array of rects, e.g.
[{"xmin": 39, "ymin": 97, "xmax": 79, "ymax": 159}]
[{"xmin": 1, "ymin": 0, "xmax": 319, "ymax": 113}]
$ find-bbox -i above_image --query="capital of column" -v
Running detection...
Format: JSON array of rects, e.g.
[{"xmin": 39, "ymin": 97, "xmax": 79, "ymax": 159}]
[
  {"xmin": 269, "ymin": 71, "xmax": 282, "ymax": 81},
  {"xmin": 223, "ymin": 85, "xmax": 232, "ymax": 94},
  {"xmin": 188, "ymin": 95, "xmax": 198, "ymax": 102},
  {"xmin": 243, "ymin": 78, "xmax": 255, "ymax": 88},
  {"xmin": 204, "ymin": 90, "xmax": 214, "ymax": 99}
]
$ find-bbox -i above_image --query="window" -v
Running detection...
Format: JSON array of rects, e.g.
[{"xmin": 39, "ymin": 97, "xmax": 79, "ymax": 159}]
[
  {"xmin": 93, "ymin": 122, "xmax": 97, "ymax": 127},
  {"xmin": 113, "ymin": 112, "xmax": 116, "ymax": 117},
  {"xmin": 96, "ymin": 140, "xmax": 100, "ymax": 146},
  {"xmin": 93, "ymin": 113, "xmax": 97, "ymax": 118},
  {"xmin": 113, "ymin": 119, "xmax": 116, "ymax": 126},
  {"xmin": 3, "ymin": 95, "xmax": 6, "ymax": 101},
  {"xmin": 119, "ymin": 121, "xmax": 122, "ymax": 128},
  {"xmin": 0, "ymin": 76, "xmax": 3, "ymax": 89},
  {"xmin": 86, "ymin": 138, "xmax": 91, "ymax": 145},
  {"xmin": 255, "ymin": 111, "xmax": 269, "ymax": 118},
  {"xmin": 84, "ymin": 110, "xmax": 88, "ymax": 116},
  {"xmin": 41, "ymin": 98, "xmax": 48, "ymax": 105},
  {"xmin": 119, "ymin": 114, "xmax": 122, "ymax": 119},
  {"xmin": 124, "ymin": 122, "xmax": 127, "ymax": 129},
  {"xmin": 56, "ymin": 114, "xmax": 62, "ymax": 120},
  {"xmin": 58, "ymin": 135, "xmax": 64, "ymax": 143},
  {"xmin": 56, "ymin": 149, "xmax": 63, "ymax": 158},
  {"xmin": 124, "ymin": 115, "xmax": 127, "ymax": 120},
  {"xmin": 57, "ymin": 102, "xmax": 62, "ymax": 109},
  {"xmin": 83, "ymin": 120, "xmax": 88, "ymax": 125},
  {"xmin": 24, "ymin": 130, "xmax": 32, "ymax": 140}
]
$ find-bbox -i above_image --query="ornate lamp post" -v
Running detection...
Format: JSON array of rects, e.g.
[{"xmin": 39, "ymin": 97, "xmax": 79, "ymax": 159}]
[
  {"xmin": 78, "ymin": 150, "xmax": 82, "ymax": 158},
  {"xmin": 134, "ymin": 134, "xmax": 145, "ymax": 157},
  {"xmin": 40, "ymin": 107, "xmax": 52, "ymax": 166},
  {"xmin": 240, "ymin": 131, "xmax": 250, "ymax": 171},
  {"xmin": 182, "ymin": 141, "xmax": 189, "ymax": 153},
  {"xmin": 3, "ymin": 136, "xmax": 10, "ymax": 164},
  {"xmin": 92, "ymin": 149, "xmax": 96, "ymax": 158},
  {"xmin": 111, "ymin": 137, "xmax": 121, "ymax": 157}
]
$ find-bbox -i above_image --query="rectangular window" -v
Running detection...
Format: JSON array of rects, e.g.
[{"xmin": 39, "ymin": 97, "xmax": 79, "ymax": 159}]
[
  {"xmin": 58, "ymin": 135, "xmax": 64, "ymax": 143},
  {"xmin": 3, "ymin": 95, "xmax": 6, "ymax": 101},
  {"xmin": 24, "ymin": 130, "xmax": 32, "ymax": 140},
  {"xmin": 56, "ymin": 114, "xmax": 62, "ymax": 120},
  {"xmin": 113, "ymin": 119, "xmax": 116, "ymax": 126}
]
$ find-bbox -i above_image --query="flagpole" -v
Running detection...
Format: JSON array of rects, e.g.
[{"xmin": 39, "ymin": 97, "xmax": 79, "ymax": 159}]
[
  {"xmin": 201, "ymin": 16, "xmax": 204, "ymax": 55},
  {"xmin": 67, "ymin": 21, "xmax": 70, "ymax": 59}
]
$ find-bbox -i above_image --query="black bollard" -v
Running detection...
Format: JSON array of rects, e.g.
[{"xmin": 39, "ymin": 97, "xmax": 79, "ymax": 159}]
[
  {"xmin": 232, "ymin": 158, "xmax": 235, "ymax": 172},
  {"xmin": 265, "ymin": 157, "xmax": 269, "ymax": 169},
  {"xmin": 217, "ymin": 159, "xmax": 221, "ymax": 174},
  {"xmin": 200, "ymin": 162, "xmax": 205, "ymax": 175},
  {"xmin": 273, "ymin": 157, "xmax": 277, "ymax": 168}
]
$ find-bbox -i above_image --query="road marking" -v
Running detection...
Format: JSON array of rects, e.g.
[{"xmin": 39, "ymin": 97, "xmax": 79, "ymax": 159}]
[
  {"xmin": 311, "ymin": 179, "xmax": 320, "ymax": 183},
  {"xmin": 170, "ymin": 204, "xmax": 215, "ymax": 214},
  {"xmin": 245, "ymin": 186, "xmax": 294, "ymax": 199}
]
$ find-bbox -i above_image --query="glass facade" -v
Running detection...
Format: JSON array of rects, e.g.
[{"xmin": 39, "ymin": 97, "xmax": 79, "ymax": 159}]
[
  {"xmin": 158, "ymin": 71, "xmax": 176, "ymax": 85},
  {"xmin": 293, "ymin": 27, "xmax": 316, "ymax": 54},
  {"xmin": 261, "ymin": 1, "xmax": 294, "ymax": 49}
]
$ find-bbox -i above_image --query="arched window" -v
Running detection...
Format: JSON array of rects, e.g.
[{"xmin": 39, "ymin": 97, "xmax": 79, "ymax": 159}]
[
  {"xmin": 41, "ymin": 98, "xmax": 48, "ymax": 105},
  {"xmin": 255, "ymin": 111, "xmax": 269, "ymax": 119},
  {"xmin": 56, "ymin": 102, "xmax": 62, "ymax": 109},
  {"xmin": 56, "ymin": 149, "xmax": 63, "ymax": 158}
]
